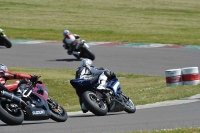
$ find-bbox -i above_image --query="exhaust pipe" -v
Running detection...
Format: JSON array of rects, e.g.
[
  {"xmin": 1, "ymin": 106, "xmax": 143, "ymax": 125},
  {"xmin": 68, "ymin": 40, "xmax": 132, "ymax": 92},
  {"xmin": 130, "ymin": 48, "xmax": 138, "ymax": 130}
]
[{"xmin": 0, "ymin": 90, "xmax": 27, "ymax": 106}]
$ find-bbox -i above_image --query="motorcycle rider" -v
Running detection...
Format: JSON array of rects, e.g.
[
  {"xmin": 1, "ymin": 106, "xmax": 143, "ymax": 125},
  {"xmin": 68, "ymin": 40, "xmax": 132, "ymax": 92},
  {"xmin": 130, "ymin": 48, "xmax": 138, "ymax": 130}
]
[
  {"xmin": 0, "ymin": 64, "xmax": 38, "ymax": 92},
  {"xmin": 75, "ymin": 58, "xmax": 116, "ymax": 113},
  {"xmin": 62, "ymin": 30, "xmax": 84, "ymax": 56}
]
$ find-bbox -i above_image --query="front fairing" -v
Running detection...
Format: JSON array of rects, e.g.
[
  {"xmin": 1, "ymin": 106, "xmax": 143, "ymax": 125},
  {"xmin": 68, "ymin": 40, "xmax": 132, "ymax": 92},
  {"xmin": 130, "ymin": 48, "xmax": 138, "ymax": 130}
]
[
  {"xmin": 106, "ymin": 78, "xmax": 121, "ymax": 95},
  {"xmin": 32, "ymin": 83, "xmax": 49, "ymax": 101},
  {"xmin": 83, "ymin": 43, "xmax": 89, "ymax": 49}
]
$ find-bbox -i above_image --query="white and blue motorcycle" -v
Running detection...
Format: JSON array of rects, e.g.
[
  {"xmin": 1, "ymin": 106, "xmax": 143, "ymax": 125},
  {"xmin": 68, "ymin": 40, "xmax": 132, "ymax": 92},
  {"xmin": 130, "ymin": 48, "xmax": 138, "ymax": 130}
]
[{"xmin": 70, "ymin": 76, "xmax": 136, "ymax": 116}]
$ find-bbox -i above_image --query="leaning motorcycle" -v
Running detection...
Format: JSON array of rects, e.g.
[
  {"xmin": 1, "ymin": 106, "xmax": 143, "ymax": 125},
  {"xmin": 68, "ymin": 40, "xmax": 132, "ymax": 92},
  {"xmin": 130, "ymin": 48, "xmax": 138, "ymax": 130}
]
[
  {"xmin": 0, "ymin": 76, "xmax": 68, "ymax": 125},
  {"xmin": 0, "ymin": 28, "xmax": 12, "ymax": 48},
  {"xmin": 63, "ymin": 39, "xmax": 95, "ymax": 61},
  {"xmin": 70, "ymin": 76, "xmax": 136, "ymax": 116}
]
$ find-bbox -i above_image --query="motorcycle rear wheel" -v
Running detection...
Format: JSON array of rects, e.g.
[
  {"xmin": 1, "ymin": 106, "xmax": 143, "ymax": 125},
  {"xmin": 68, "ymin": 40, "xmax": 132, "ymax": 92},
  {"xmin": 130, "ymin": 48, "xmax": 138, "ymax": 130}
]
[
  {"xmin": 0, "ymin": 100, "xmax": 24, "ymax": 125},
  {"xmin": 47, "ymin": 98, "xmax": 68, "ymax": 122},
  {"xmin": 82, "ymin": 91, "xmax": 108, "ymax": 116}
]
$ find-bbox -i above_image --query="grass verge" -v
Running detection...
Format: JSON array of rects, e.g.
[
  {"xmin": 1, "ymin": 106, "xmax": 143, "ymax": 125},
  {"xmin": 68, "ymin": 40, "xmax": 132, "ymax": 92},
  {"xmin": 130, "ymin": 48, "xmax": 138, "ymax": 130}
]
[{"xmin": 1, "ymin": 0, "xmax": 200, "ymax": 45}]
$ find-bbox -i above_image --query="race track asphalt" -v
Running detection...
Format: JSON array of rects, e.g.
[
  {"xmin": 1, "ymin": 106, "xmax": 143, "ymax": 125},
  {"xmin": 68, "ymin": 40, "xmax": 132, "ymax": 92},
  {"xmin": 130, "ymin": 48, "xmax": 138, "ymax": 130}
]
[{"xmin": 0, "ymin": 43, "xmax": 200, "ymax": 76}]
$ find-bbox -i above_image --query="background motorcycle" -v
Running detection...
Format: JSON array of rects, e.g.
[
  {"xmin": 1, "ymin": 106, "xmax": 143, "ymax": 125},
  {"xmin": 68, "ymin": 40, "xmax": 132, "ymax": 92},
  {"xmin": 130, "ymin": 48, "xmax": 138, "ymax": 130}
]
[
  {"xmin": 70, "ymin": 76, "xmax": 136, "ymax": 116},
  {"xmin": 0, "ymin": 28, "xmax": 12, "ymax": 48},
  {"xmin": 63, "ymin": 39, "xmax": 95, "ymax": 61},
  {"xmin": 0, "ymin": 76, "xmax": 68, "ymax": 125}
]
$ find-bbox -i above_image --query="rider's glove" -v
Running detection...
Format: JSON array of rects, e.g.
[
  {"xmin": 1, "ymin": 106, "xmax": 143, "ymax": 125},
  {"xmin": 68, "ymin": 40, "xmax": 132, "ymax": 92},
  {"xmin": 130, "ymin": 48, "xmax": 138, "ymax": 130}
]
[{"xmin": 30, "ymin": 75, "xmax": 38, "ymax": 83}]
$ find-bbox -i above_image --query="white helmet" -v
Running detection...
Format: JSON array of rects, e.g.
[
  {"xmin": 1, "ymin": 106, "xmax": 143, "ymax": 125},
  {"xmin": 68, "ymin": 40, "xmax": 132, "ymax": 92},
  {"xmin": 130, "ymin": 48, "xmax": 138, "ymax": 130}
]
[
  {"xmin": 80, "ymin": 59, "xmax": 92, "ymax": 67},
  {"xmin": 63, "ymin": 30, "xmax": 70, "ymax": 37},
  {"xmin": 0, "ymin": 64, "xmax": 8, "ymax": 71}
]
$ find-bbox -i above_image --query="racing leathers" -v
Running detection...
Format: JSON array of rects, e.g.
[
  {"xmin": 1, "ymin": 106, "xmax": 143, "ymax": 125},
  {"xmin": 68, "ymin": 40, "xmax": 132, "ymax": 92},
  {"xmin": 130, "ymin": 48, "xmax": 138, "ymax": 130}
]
[
  {"xmin": 0, "ymin": 69, "xmax": 32, "ymax": 91},
  {"xmin": 76, "ymin": 65, "xmax": 108, "ymax": 90}
]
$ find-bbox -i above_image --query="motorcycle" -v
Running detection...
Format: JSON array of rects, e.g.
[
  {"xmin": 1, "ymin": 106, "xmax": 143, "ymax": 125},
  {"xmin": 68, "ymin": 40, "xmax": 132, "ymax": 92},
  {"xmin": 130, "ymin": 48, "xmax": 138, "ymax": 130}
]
[
  {"xmin": 63, "ymin": 38, "xmax": 95, "ymax": 61},
  {"xmin": 0, "ymin": 28, "xmax": 12, "ymax": 48},
  {"xmin": 0, "ymin": 76, "xmax": 68, "ymax": 125},
  {"xmin": 70, "ymin": 76, "xmax": 136, "ymax": 116}
]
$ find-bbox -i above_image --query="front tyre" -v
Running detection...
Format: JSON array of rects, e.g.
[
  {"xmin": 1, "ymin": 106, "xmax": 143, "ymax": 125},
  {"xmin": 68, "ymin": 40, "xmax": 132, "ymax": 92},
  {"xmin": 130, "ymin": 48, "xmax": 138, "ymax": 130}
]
[
  {"xmin": 124, "ymin": 97, "xmax": 136, "ymax": 113},
  {"xmin": 0, "ymin": 100, "xmax": 24, "ymax": 125},
  {"xmin": 47, "ymin": 98, "xmax": 68, "ymax": 122},
  {"xmin": 1, "ymin": 36, "xmax": 12, "ymax": 48},
  {"xmin": 82, "ymin": 91, "xmax": 108, "ymax": 116}
]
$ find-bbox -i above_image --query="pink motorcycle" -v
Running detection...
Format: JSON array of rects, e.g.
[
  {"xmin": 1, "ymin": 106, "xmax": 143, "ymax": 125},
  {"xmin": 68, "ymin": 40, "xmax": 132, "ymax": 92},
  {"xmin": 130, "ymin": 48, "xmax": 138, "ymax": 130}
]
[{"xmin": 0, "ymin": 76, "xmax": 68, "ymax": 125}]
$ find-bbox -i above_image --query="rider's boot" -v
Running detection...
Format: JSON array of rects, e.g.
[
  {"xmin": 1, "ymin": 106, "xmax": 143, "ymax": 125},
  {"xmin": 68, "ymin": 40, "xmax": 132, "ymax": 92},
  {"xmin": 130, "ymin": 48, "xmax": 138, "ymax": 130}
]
[
  {"xmin": 81, "ymin": 103, "xmax": 88, "ymax": 113},
  {"xmin": 67, "ymin": 48, "xmax": 73, "ymax": 55}
]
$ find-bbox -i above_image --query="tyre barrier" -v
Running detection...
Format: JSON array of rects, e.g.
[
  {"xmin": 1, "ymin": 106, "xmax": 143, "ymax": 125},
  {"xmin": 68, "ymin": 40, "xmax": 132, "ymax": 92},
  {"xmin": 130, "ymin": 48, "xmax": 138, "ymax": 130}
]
[
  {"xmin": 182, "ymin": 67, "xmax": 200, "ymax": 85},
  {"xmin": 165, "ymin": 67, "xmax": 200, "ymax": 87},
  {"xmin": 165, "ymin": 69, "xmax": 182, "ymax": 87}
]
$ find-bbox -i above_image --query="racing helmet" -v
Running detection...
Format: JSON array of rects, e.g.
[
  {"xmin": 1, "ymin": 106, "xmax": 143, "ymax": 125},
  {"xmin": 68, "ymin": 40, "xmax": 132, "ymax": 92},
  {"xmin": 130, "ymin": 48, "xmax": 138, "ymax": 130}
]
[
  {"xmin": 80, "ymin": 59, "xmax": 93, "ymax": 67},
  {"xmin": 63, "ymin": 30, "xmax": 70, "ymax": 37},
  {"xmin": 63, "ymin": 30, "xmax": 75, "ymax": 44},
  {"xmin": 0, "ymin": 64, "xmax": 8, "ymax": 71}
]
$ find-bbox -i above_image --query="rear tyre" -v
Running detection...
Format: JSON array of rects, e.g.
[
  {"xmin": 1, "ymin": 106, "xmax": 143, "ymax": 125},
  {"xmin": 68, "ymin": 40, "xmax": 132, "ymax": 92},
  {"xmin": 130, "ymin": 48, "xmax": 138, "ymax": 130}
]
[
  {"xmin": 82, "ymin": 91, "xmax": 108, "ymax": 116},
  {"xmin": 1, "ymin": 36, "xmax": 12, "ymax": 48},
  {"xmin": 47, "ymin": 98, "xmax": 68, "ymax": 122},
  {"xmin": 0, "ymin": 100, "xmax": 24, "ymax": 125}
]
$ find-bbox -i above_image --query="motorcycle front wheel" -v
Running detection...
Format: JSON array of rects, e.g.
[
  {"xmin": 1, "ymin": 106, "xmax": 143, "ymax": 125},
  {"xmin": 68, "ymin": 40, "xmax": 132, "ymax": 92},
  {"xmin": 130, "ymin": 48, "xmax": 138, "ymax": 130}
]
[
  {"xmin": 122, "ymin": 94, "xmax": 136, "ymax": 113},
  {"xmin": 0, "ymin": 100, "xmax": 24, "ymax": 125},
  {"xmin": 82, "ymin": 91, "xmax": 108, "ymax": 116},
  {"xmin": 0, "ymin": 36, "xmax": 12, "ymax": 48},
  {"xmin": 47, "ymin": 98, "xmax": 68, "ymax": 122}
]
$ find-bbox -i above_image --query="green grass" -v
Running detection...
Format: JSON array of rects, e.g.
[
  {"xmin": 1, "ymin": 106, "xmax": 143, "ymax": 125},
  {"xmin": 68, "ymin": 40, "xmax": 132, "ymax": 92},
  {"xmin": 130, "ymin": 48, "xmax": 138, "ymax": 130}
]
[
  {"xmin": 1, "ymin": 0, "xmax": 200, "ymax": 45},
  {"xmin": 8, "ymin": 67, "xmax": 200, "ymax": 112}
]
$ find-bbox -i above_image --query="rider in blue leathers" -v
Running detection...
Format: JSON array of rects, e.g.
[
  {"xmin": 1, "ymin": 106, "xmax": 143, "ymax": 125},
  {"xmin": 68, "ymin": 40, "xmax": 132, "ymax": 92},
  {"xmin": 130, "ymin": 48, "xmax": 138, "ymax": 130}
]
[{"xmin": 75, "ymin": 58, "xmax": 116, "ymax": 113}]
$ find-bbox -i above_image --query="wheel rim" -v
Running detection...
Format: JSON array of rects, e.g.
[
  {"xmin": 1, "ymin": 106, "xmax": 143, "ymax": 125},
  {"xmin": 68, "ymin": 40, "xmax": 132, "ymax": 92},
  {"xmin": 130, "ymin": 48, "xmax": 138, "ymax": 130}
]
[
  {"xmin": 2, "ymin": 101, "xmax": 21, "ymax": 116},
  {"xmin": 51, "ymin": 105, "xmax": 64, "ymax": 115},
  {"xmin": 125, "ymin": 99, "xmax": 134, "ymax": 109},
  {"xmin": 48, "ymin": 99, "xmax": 64, "ymax": 116},
  {"xmin": 88, "ymin": 93, "xmax": 107, "ymax": 110}
]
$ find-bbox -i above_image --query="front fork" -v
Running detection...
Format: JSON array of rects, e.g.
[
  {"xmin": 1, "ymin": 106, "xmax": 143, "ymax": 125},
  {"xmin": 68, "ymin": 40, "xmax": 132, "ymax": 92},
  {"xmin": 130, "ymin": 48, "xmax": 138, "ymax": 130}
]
[{"xmin": 95, "ymin": 91, "xmax": 111, "ymax": 105}]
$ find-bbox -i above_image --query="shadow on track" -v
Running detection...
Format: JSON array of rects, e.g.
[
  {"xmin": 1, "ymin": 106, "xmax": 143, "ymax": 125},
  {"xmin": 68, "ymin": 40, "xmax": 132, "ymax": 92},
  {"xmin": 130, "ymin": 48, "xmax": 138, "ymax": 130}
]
[
  {"xmin": 47, "ymin": 58, "xmax": 81, "ymax": 62},
  {"xmin": 69, "ymin": 112, "xmax": 126, "ymax": 118},
  {"xmin": 0, "ymin": 121, "xmax": 56, "ymax": 126}
]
